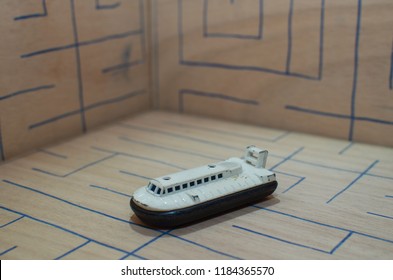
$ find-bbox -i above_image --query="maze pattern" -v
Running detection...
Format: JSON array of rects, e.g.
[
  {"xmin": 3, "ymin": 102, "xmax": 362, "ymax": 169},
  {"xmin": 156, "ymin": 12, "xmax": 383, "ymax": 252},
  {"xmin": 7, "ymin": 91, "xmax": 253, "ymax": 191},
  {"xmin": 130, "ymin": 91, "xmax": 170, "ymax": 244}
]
[
  {"xmin": 1, "ymin": 112, "xmax": 392, "ymax": 259},
  {"xmin": 0, "ymin": 0, "xmax": 149, "ymax": 160}
]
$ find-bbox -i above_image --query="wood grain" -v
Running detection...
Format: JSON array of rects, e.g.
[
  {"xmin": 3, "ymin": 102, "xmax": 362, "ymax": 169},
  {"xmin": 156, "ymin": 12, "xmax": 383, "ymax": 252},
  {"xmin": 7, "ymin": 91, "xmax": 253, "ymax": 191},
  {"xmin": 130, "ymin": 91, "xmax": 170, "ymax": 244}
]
[{"xmin": 1, "ymin": 111, "xmax": 392, "ymax": 259}]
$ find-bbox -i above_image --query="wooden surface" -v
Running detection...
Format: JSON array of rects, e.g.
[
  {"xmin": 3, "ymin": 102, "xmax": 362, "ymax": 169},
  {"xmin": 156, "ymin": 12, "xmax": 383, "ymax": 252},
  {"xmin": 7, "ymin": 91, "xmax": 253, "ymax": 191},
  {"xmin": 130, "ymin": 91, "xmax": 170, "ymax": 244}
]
[
  {"xmin": 152, "ymin": 0, "xmax": 393, "ymax": 147},
  {"xmin": 1, "ymin": 111, "xmax": 392, "ymax": 260},
  {"xmin": 2, "ymin": 1, "xmax": 393, "ymax": 163}
]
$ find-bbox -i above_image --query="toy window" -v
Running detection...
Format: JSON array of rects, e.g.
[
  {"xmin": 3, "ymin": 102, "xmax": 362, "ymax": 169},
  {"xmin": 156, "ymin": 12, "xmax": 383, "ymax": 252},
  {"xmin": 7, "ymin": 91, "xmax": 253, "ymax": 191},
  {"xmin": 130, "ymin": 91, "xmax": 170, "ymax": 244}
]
[
  {"xmin": 211, "ymin": 175, "xmax": 216, "ymax": 180},
  {"xmin": 182, "ymin": 183, "xmax": 188, "ymax": 189},
  {"xmin": 167, "ymin": 187, "xmax": 173, "ymax": 193},
  {"xmin": 197, "ymin": 179, "xmax": 202, "ymax": 184},
  {"xmin": 150, "ymin": 184, "xmax": 157, "ymax": 192},
  {"xmin": 204, "ymin": 177, "xmax": 209, "ymax": 183},
  {"xmin": 156, "ymin": 187, "xmax": 162, "ymax": 195},
  {"xmin": 218, "ymin": 173, "xmax": 223, "ymax": 179},
  {"xmin": 175, "ymin": 185, "xmax": 181, "ymax": 191},
  {"xmin": 190, "ymin": 181, "xmax": 195, "ymax": 187}
]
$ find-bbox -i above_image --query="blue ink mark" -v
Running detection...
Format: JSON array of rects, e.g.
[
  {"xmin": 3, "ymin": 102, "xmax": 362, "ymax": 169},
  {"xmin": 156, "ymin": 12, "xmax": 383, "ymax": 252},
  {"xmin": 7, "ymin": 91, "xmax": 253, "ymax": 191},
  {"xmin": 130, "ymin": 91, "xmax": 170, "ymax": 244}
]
[
  {"xmin": 70, "ymin": 0, "xmax": 86, "ymax": 132},
  {"xmin": 89, "ymin": 184, "xmax": 132, "ymax": 198},
  {"xmin": 0, "ymin": 216, "xmax": 24, "ymax": 228},
  {"xmin": 389, "ymin": 41, "xmax": 393, "ymax": 89},
  {"xmin": 270, "ymin": 147, "xmax": 304, "ymax": 171},
  {"xmin": 118, "ymin": 135, "xmax": 222, "ymax": 160},
  {"xmin": 21, "ymin": 30, "xmax": 142, "ymax": 59},
  {"xmin": 179, "ymin": 89, "xmax": 259, "ymax": 113},
  {"xmin": 252, "ymin": 206, "xmax": 393, "ymax": 245},
  {"xmin": 0, "ymin": 124, "xmax": 4, "ymax": 161},
  {"xmin": 96, "ymin": 0, "xmax": 121, "ymax": 10},
  {"xmin": 233, "ymin": 225, "xmax": 352, "ymax": 255},
  {"xmin": 32, "ymin": 154, "xmax": 116, "ymax": 177},
  {"xmin": 118, "ymin": 123, "xmax": 241, "ymax": 152},
  {"xmin": 348, "ymin": 0, "xmax": 363, "ymax": 141},
  {"xmin": 0, "ymin": 206, "xmax": 141, "ymax": 256},
  {"xmin": 338, "ymin": 142, "xmax": 354, "ymax": 155},
  {"xmin": 91, "ymin": 146, "xmax": 186, "ymax": 170},
  {"xmin": 2, "ymin": 180, "xmax": 157, "ymax": 231},
  {"xmin": 286, "ymin": 0, "xmax": 294, "ymax": 74},
  {"xmin": 385, "ymin": 195, "xmax": 393, "ymax": 198},
  {"xmin": 55, "ymin": 240, "xmax": 91, "ymax": 260},
  {"xmin": 326, "ymin": 160, "xmax": 379, "ymax": 204},
  {"xmin": 14, "ymin": 0, "xmax": 47, "ymax": 21},
  {"xmin": 274, "ymin": 171, "xmax": 305, "ymax": 194},
  {"xmin": 178, "ymin": 0, "xmax": 324, "ymax": 81},
  {"xmin": 29, "ymin": 89, "xmax": 146, "ymax": 129},
  {"xmin": 318, "ymin": 0, "xmax": 326, "ymax": 80},
  {"xmin": 0, "ymin": 245, "xmax": 18, "ymax": 257},
  {"xmin": 367, "ymin": 212, "xmax": 393, "ymax": 220},
  {"xmin": 119, "ymin": 170, "xmax": 153, "ymax": 180},
  {"xmin": 102, "ymin": 60, "xmax": 143, "ymax": 74},
  {"xmin": 164, "ymin": 121, "xmax": 290, "ymax": 143},
  {"xmin": 167, "ymin": 233, "xmax": 242, "ymax": 259},
  {"xmin": 153, "ymin": 0, "xmax": 160, "ymax": 107},
  {"xmin": 38, "ymin": 149, "xmax": 68, "ymax": 159},
  {"xmin": 120, "ymin": 230, "xmax": 172, "ymax": 260},
  {"xmin": 285, "ymin": 105, "xmax": 393, "ymax": 126},
  {"xmin": 0, "ymin": 84, "xmax": 55, "ymax": 101},
  {"xmin": 203, "ymin": 0, "xmax": 264, "ymax": 40}
]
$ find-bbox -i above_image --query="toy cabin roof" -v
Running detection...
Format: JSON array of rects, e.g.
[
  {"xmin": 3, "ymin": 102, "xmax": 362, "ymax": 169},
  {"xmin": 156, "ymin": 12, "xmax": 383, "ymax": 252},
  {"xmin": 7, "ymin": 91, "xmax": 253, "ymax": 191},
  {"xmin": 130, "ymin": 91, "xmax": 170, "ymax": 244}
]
[{"xmin": 152, "ymin": 160, "xmax": 242, "ymax": 187}]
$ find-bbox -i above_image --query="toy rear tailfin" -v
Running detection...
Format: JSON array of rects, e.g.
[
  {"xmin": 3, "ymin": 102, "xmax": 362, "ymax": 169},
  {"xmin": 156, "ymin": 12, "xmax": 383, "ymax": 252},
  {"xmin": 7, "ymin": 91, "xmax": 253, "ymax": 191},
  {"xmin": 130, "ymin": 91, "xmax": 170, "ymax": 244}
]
[{"xmin": 244, "ymin": 145, "xmax": 268, "ymax": 168}]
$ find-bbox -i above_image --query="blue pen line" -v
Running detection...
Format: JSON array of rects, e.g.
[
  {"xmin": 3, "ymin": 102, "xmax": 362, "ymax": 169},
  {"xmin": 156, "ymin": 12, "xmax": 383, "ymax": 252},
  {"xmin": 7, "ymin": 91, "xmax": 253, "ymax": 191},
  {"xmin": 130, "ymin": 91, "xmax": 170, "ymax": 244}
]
[
  {"xmin": 118, "ymin": 123, "xmax": 242, "ymax": 152},
  {"xmin": 233, "ymin": 225, "xmax": 329, "ymax": 254},
  {"xmin": 21, "ymin": 30, "xmax": 142, "ymax": 58},
  {"xmin": 89, "ymin": 184, "xmax": 132, "ymax": 198},
  {"xmin": 38, "ymin": 149, "xmax": 68, "ymax": 159},
  {"xmin": 70, "ymin": 0, "xmax": 87, "ymax": 132},
  {"xmin": 2, "ymin": 179, "xmax": 158, "ymax": 232},
  {"xmin": 153, "ymin": 0, "xmax": 160, "ymax": 108},
  {"xmin": 55, "ymin": 240, "xmax": 91, "ymax": 260},
  {"xmin": 14, "ymin": 0, "xmax": 47, "ymax": 21},
  {"xmin": 96, "ymin": 0, "xmax": 121, "ymax": 10},
  {"xmin": 119, "ymin": 170, "xmax": 153, "ymax": 181},
  {"xmin": 164, "ymin": 120, "xmax": 288, "ymax": 143},
  {"xmin": 203, "ymin": 0, "xmax": 263, "ymax": 40},
  {"xmin": 119, "ymin": 135, "xmax": 222, "ymax": 160},
  {"xmin": 281, "ymin": 177, "xmax": 305, "ymax": 193},
  {"xmin": 179, "ymin": 89, "xmax": 259, "ymax": 113},
  {"xmin": 252, "ymin": 206, "xmax": 393, "ymax": 245},
  {"xmin": 318, "ymin": 0, "xmax": 325, "ymax": 79},
  {"xmin": 0, "ymin": 246, "xmax": 18, "ymax": 257},
  {"xmin": 32, "ymin": 154, "xmax": 116, "ymax": 177},
  {"xmin": 348, "ymin": 0, "xmax": 363, "ymax": 141},
  {"xmin": 120, "ymin": 230, "xmax": 172, "ymax": 260},
  {"xmin": 285, "ymin": 105, "xmax": 393, "ymax": 126},
  {"xmin": 330, "ymin": 231, "xmax": 353, "ymax": 254},
  {"xmin": 326, "ymin": 160, "xmax": 379, "ymax": 204},
  {"xmin": 0, "ymin": 216, "xmax": 24, "ymax": 228},
  {"xmin": 367, "ymin": 212, "xmax": 393, "ymax": 220},
  {"xmin": 270, "ymin": 147, "xmax": 304, "ymax": 170},
  {"xmin": 286, "ymin": 0, "xmax": 294, "ymax": 74},
  {"xmin": 167, "ymin": 233, "xmax": 242, "ymax": 259},
  {"xmin": 0, "ymin": 84, "xmax": 55, "ymax": 101},
  {"xmin": 390, "ymin": 39, "xmax": 393, "ymax": 90},
  {"xmin": 29, "ymin": 89, "xmax": 146, "ymax": 129},
  {"xmin": 338, "ymin": 142, "xmax": 354, "ymax": 155},
  {"xmin": 385, "ymin": 195, "xmax": 393, "ymax": 198},
  {"xmin": 0, "ymin": 206, "xmax": 132, "ymax": 255},
  {"xmin": 0, "ymin": 123, "xmax": 4, "ymax": 161},
  {"xmin": 102, "ymin": 60, "xmax": 143, "ymax": 73},
  {"xmin": 91, "ymin": 146, "xmax": 186, "ymax": 170}
]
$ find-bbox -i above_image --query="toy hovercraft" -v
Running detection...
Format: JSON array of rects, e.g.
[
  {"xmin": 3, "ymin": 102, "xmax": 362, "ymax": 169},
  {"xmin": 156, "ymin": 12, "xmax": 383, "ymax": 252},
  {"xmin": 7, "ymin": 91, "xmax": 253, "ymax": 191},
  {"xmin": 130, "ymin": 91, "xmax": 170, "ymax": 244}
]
[{"xmin": 130, "ymin": 146, "xmax": 277, "ymax": 228}]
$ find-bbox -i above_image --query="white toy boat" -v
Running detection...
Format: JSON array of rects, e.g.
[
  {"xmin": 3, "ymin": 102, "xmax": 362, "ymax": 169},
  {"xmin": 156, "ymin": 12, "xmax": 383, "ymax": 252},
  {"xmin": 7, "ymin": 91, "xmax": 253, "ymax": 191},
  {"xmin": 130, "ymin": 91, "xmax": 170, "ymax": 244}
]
[{"xmin": 130, "ymin": 146, "xmax": 277, "ymax": 227}]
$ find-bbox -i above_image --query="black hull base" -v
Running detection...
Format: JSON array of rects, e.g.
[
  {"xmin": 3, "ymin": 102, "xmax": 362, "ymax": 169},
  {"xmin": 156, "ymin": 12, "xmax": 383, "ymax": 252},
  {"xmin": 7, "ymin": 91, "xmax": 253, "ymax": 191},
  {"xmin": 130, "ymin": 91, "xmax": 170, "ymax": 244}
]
[{"xmin": 130, "ymin": 181, "xmax": 278, "ymax": 228}]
